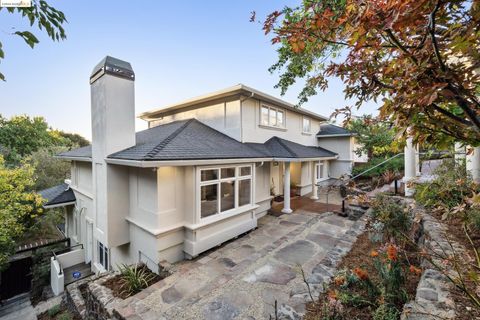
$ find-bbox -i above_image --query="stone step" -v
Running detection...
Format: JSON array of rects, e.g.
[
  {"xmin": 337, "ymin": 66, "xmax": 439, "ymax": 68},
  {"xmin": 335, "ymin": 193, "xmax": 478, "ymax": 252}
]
[{"xmin": 0, "ymin": 293, "xmax": 31, "ymax": 318}]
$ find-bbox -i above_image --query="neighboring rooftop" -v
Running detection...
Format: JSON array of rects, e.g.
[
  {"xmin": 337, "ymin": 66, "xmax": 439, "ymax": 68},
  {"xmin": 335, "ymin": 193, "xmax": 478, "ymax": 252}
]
[
  {"xmin": 137, "ymin": 84, "xmax": 328, "ymax": 122},
  {"xmin": 58, "ymin": 119, "xmax": 337, "ymax": 163},
  {"xmin": 38, "ymin": 183, "xmax": 76, "ymax": 208},
  {"xmin": 316, "ymin": 123, "xmax": 354, "ymax": 137}
]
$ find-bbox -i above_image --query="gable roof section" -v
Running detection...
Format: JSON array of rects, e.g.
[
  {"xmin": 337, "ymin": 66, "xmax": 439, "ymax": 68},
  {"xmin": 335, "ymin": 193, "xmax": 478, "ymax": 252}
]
[
  {"xmin": 109, "ymin": 119, "xmax": 267, "ymax": 161},
  {"xmin": 317, "ymin": 124, "xmax": 354, "ymax": 137},
  {"xmin": 138, "ymin": 84, "xmax": 328, "ymax": 122},
  {"xmin": 38, "ymin": 183, "xmax": 76, "ymax": 208},
  {"xmin": 246, "ymin": 137, "xmax": 337, "ymax": 159}
]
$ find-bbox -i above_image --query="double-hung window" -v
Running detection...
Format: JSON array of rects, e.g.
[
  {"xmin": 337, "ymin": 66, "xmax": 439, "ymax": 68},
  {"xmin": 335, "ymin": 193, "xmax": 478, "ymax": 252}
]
[
  {"xmin": 199, "ymin": 165, "xmax": 253, "ymax": 219},
  {"xmin": 260, "ymin": 105, "xmax": 285, "ymax": 128}
]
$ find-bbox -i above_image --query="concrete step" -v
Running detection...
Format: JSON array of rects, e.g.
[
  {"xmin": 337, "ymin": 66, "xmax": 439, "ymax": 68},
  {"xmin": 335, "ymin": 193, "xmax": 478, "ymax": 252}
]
[{"xmin": 0, "ymin": 293, "xmax": 32, "ymax": 318}]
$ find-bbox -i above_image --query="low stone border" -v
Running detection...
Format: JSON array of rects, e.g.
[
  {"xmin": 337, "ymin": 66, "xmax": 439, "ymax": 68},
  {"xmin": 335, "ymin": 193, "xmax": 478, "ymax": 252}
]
[
  {"xmin": 401, "ymin": 210, "xmax": 457, "ymax": 319},
  {"xmin": 278, "ymin": 209, "xmax": 370, "ymax": 319},
  {"xmin": 65, "ymin": 274, "xmax": 98, "ymax": 318}
]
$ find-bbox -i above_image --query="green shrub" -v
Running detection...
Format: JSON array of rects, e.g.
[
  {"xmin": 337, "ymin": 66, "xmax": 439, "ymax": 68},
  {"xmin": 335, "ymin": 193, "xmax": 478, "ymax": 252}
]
[
  {"xmin": 118, "ymin": 263, "xmax": 155, "ymax": 296},
  {"xmin": 373, "ymin": 304, "xmax": 399, "ymax": 320},
  {"xmin": 57, "ymin": 312, "xmax": 72, "ymax": 320},
  {"xmin": 47, "ymin": 304, "xmax": 61, "ymax": 317},
  {"xmin": 352, "ymin": 156, "xmax": 404, "ymax": 179},
  {"xmin": 371, "ymin": 194, "xmax": 412, "ymax": 240},
  {"xmin": 415, "ymin": 159, "xmax": 479, "ymax": 220}
]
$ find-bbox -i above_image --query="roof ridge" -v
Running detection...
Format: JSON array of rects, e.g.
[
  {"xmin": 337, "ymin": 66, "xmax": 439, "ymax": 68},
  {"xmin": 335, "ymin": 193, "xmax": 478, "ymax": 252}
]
[
  {"xmin": 144, "ymin": 119, "xmax": 195, "ymax": 159},
  {"xmin": 274, "ymin": 137, "xmax": 297, "ymax": 158}
]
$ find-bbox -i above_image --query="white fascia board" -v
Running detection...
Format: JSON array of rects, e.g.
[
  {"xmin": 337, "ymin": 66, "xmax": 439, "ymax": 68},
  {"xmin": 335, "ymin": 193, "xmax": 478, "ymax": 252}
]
[
  {"xmin": 43, "ymin": 201, "xmax": 76, "ymax": 209},
  {"xmin": 54, "ymin": 156, "xmax": 92, "ymax": 162},
  {"xmin": 316, "ymin": 134, "xmax": 354, "ymax": 138},
  {"xmin": 105, "ymin": 157, "xmax": 273, "ymax": 167},
  {"xmin": 272, "ymin": 156, "xmax": 338, "ymax": 162}
]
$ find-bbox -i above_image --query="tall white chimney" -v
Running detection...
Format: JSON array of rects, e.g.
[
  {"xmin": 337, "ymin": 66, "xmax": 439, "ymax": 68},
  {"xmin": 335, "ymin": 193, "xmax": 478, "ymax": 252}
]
[{"xmin": 90, "ymin": 56, "xmax": 135, "ymax": 260}]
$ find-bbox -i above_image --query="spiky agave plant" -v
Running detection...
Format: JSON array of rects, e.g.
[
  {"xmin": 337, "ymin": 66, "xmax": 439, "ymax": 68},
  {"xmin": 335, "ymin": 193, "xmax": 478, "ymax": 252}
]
[{"xmin": 118, "ymin": 263, "xmax": 155, "ymax": 296}]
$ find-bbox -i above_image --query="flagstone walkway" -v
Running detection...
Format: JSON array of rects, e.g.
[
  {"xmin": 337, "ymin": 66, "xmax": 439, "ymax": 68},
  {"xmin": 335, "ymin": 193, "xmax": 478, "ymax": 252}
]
[{"xmin": 115, "ymin": 209, "xmax": 367, "ymax": 320}]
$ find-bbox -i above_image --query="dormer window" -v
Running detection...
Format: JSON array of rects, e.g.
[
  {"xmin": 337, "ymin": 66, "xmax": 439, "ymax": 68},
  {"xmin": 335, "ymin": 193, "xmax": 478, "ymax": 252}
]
[
  {"xmin": 260, "ymin": 105, "xmax": 285, "ymax": 128},
  {"xmin": 303, "ymin": 117, "xmax": 311, "ymax": 133}
]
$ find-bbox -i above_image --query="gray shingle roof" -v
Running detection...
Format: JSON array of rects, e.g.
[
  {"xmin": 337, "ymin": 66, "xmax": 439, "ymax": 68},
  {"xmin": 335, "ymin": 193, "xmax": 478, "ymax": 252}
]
[
  {"xmin": 57, "ymin": 145, "xmax": 92, "ymax": 159},
  {"xmin": 246, "ymin": 137, "xmax": 337, "ymax": 159},
  {"xmin": 317, "ymin": 124, "xmax": 354, "ymax": 137},
  {"xmin": 109, "ymin": 119, "xmax": 267, "ymax": 160},
  {"xmin": 38, "ymin": 183, "xmax": 76, "ymax": 207},
  {"xmin": 58, "ymin": 119, "xmax": 337, "ymax": 162}
]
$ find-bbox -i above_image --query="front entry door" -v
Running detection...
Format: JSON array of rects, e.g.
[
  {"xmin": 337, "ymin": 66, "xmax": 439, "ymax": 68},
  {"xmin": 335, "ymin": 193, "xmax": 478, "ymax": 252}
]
[{"xmin": 85, "ymin": 221, "xmax": 93, "ymax": 263}]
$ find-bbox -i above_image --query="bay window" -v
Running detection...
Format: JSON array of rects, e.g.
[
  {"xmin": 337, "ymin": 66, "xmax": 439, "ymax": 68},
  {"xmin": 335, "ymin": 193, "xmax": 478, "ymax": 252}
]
[
  {"xmin": 260, "ymin": 105, "xmax": 285, "ymax": 128},
  {"xmin": 199, "ymin": 165, "xmax": 253, "ymax": 219}
]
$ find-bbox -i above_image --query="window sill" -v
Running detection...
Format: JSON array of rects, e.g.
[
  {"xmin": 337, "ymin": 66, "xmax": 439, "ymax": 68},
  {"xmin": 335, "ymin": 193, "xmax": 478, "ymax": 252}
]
[
  {"xmin": 258, "ymin": 124, "xmax": 287, "ymax": 132},
  {"xmin": 93, "ymin": 262, "xmax": 107, "ymax": 273},
  {"xmin": 302, "ymin": 132, "xmax": 312, "ymax": 136},
  {"xmin": 189, "ymin": 204, "xmax": 259, "ymax": 230}
]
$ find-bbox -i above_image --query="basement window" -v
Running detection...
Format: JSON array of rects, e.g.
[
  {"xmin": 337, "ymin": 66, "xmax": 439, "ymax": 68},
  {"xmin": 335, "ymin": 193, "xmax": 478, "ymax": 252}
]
[
  {"xmin": 97, "ymin": 241, "xmax": 109, "ymax": 271},
  {"xmin": 199, "ymin": 165, "xmax": 253, "ymax": 219}
]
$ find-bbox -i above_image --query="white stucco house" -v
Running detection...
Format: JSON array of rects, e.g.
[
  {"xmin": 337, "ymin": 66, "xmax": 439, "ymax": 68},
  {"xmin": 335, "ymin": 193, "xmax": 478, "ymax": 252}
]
[{"xmin": 44, "ymin": 56, "xmax": 362, "ymax": 293}]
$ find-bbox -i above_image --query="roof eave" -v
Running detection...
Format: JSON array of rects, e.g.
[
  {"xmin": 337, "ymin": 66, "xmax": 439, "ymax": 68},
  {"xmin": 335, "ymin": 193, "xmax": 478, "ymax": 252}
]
[
  {"xmin": 105, "ymin": 157, "xmax": 274, "ymax": 167},
  {"xmin": 137, "ymin": 84, "xmax": 328, "ymax": 122},
  {"xmin": 43, "ymin": 201, "xmax": 76, "ymax": 209},
  {"xmin": 316, "ymin": 134, "xmax": 354, "ymax": 138},
  {"xmin": 55, "ymin": 155, "xmax": 92, "ymax": 162}
]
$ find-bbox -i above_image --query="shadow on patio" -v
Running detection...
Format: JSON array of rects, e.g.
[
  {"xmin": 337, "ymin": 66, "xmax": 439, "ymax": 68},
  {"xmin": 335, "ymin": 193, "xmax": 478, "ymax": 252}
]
[{"xmin": 269, "ymin": 196, "xmax": 342, "ymax": 216}]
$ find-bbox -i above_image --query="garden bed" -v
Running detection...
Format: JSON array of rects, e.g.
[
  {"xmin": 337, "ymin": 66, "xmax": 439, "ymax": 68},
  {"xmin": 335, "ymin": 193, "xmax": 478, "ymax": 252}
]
[
  {"xmin": 427, "ymin": 212, "xmax": 480, "ymax": 319},
  {"xmin": 304, "ymin": 225, "xmax": 422, "ymax": 319},
  {"xmin": 102, "ymin": 264, "xmax": 168, "ymax": 299},
  {"xmin": 305, "ymin": 195, "xmax": 424, "ymax": 319}
]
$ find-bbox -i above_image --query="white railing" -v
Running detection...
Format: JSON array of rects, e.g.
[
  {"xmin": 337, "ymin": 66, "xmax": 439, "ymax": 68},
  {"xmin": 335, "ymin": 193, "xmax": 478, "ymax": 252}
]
[{"xmin": 51, "ymin": 245, "xmax": 85, "ymax": 296}]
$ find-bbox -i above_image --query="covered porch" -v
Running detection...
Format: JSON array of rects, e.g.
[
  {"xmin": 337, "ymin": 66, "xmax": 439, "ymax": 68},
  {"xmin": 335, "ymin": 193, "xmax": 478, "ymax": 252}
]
[{"xmin": 248, "ymin": 136, "xmax": 339, "ymax": 214}]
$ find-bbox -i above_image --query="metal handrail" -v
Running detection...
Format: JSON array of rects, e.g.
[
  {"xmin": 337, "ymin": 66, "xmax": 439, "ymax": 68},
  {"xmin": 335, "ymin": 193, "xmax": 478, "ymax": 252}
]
[
  {"xmin": 350, "ymin": 153, "xmax": 404, "ymax": 181},
  {"xmin": 52, "ymin": 243, "xmax": 84, "ymax": 276}
]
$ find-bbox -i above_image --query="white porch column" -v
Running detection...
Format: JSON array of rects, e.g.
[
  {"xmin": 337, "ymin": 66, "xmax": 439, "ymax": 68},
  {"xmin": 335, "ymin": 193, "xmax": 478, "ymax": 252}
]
[
  {"xmin": 415, "ymin": 145, "xmax": 421, "ymax": 176},
  {"xmin": 455, "ymin": 142, "xmax": 466, "ymax": 164},
  {"xmin": 404, "ymin": 136, "xmax": 417, "ymax": 197},
  {"xmin": 466, "ymin": 146, "xmax": 480, "ymax": 183},
  {"xmin": 282, "ymin": 162, "xmax": 293, "ymax": 214},
  {"xmin": 310, "ymin": 161, "xmax": 319, "ymax": 200}
]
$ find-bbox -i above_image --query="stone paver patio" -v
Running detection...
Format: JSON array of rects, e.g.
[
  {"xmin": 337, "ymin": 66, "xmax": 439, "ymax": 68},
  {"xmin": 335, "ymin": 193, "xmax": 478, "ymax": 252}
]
[{"xmin": 115, "ymin": 208, "xmax": 367, "ymax": 320}]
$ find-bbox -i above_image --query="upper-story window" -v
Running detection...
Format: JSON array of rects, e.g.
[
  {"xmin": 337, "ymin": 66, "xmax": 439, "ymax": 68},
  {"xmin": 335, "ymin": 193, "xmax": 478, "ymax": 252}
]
[
  {"xmin": 199, "ymin": 165, "xmax": 253, "ymax": 219},
  {"xmin": 261, "ymin": 105, "xmax": 285, "ymax": 128},
  {"xmin": 302, "ymin": 117, "xmax": 311, "ymax": 133}
]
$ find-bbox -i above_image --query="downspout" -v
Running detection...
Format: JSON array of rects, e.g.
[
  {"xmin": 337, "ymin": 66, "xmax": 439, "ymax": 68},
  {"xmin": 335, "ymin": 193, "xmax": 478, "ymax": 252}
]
[{"xmin": 239, "ymin": 92, "xmax": 255, "ymax": 142}]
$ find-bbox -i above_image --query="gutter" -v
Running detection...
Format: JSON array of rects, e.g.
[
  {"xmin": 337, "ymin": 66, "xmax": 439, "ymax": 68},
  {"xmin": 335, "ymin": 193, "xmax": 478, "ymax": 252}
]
[
  {"xmin": 55, "ymin": 156, "xmax": 92, "ymax": 162},
  {"xmin": 105, "ymin": 155, "xmax": 339, "ymax": 167}
]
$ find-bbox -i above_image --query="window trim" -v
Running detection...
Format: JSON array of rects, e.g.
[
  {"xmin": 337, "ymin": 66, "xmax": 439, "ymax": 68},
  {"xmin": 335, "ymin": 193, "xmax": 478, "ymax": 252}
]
[
  {"xmin": 315, "ymin": 161, "xmax": 328, "ymax": 182},
  {"xmin": 260, "ymin": 104, "xmax": 286, "ymax": 129},
  {"xmin": 97, "ymin": 241, "xmax": 110, "ymax": 271},
  {"xmin": 197, "ymin": 164, "xmax": 253, "ymax": 221},
  {"xmin": 302, "ymin": 116, "xmax": 311, "ymax": 134}
]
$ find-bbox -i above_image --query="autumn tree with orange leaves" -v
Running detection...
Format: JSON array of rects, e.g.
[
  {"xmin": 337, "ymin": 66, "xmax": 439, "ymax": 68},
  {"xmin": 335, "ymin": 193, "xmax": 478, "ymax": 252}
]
[{"xmin": 256, "ymin": 0, "xmax": 480, "ymax": 146}]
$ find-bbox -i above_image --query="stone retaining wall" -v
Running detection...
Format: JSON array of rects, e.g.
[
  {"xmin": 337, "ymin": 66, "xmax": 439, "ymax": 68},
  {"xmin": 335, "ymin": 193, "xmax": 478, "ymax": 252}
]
[
  {"xmin": 65, "ymin": 273, "xmax": 125, "ymax": 320},
  {"xmin": 401, "ymin": 210, "xmax": 457, "ymax": 319}
]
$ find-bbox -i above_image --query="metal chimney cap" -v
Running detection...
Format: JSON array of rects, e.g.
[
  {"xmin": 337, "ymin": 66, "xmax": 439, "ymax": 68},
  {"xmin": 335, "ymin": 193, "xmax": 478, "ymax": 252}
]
[{"xmin": 90, "ymin": 56, "xmax": 135, "ymax": 84}]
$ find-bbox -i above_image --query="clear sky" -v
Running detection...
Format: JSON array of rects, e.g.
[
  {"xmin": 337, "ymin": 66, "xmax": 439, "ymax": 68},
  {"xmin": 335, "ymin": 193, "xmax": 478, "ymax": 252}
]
[{"xmin": 0, "ymin": 0, "xmax": 378, "ymax": 140}]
